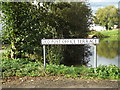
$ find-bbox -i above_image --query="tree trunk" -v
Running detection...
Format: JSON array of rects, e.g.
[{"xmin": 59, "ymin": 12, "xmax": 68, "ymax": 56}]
[{"xmin": 105, "ymin": 25, "xmax": 109, "ymax": 30}]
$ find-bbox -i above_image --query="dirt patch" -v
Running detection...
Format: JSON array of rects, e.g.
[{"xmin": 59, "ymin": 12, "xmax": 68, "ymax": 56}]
[{"xmin": 2, "ymin": 76, "xmax": 119, "ymax": 88}]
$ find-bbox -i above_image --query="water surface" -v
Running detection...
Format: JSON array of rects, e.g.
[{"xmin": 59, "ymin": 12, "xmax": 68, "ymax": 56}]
[{"xmin": 89, "ymin": 40, "xmax": 119, "ymax": 67}]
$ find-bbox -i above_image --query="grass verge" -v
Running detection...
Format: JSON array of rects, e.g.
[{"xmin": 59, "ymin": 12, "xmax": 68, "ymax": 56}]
[{"xmin": 100, "ymin": 29, "xmax": 120, "ymax": 41}]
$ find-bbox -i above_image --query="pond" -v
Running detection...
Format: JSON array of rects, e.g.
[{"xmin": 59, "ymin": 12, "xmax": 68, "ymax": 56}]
[{"xmin": 88, "ymin": 40, "xmax": 120, "ymax": 68}]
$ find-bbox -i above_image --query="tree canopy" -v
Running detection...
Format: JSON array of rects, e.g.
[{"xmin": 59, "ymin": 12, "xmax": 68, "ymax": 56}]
[
  {"xmin": 94, "ymin": 5, "xmax": 118, "ymax": 30},
  {"xmin": 1, "ymin": 2, "xmax": 92, "ymax": 65}
]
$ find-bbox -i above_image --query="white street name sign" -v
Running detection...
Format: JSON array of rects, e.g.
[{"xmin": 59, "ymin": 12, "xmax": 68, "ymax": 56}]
[{"xmin": 41, "ymin": 39, "xmax": 99, "ymax": 45}]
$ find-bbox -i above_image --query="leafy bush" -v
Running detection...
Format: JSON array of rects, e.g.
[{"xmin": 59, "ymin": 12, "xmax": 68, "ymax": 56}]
[
  {"xmin": 1, "ymin": 57, "xmax": 42, "ymax": 78},
  {"xmin": 1, "ymin": 2, "xmax": 91, "ymax": 66},
  {"xmin": 47, "ymin": 46, "xmax": 63, "ymax": 65},
  {"xmin": 87, "ymin": 65, "xmax": 120, "ymax": 79}
]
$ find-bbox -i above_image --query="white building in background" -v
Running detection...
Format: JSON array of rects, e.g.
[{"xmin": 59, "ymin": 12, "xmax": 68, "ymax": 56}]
[{"xmin": 89, "ymin": 24, "xmax": 106, "ymax": 31}]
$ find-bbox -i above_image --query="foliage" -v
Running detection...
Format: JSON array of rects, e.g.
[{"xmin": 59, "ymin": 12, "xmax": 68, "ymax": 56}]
[
  {"xmin": 46, "ymin": 46, "xmax": 63, "ymax": 64},
  {"xmin": 1, "ymin": 57, "xmax": 42, "ymax": 77},
  {"xmin": 45, "ymin": 64, "xmax": 86, "ymax": 77},
  {"xmin": 1, "ymin": 2, "xmax": 92, "ymax": 65},
  {"xmin": 1, "ymin": 2, "xmax": 57, "ymax": 60},
  {"xmin": 94, "ymin": 5, "xmax": 118, "ymax": 30},
  {"xmin": 1, "ymin": 57, "xmax": 120, "ymax": 80},
  {"xmin": 44, "ymin": 2, "xmax": 92, "ymax": 65},
  {"xmin": 89, "ymin": 65, "xmax": 120, "ymax": 79}
]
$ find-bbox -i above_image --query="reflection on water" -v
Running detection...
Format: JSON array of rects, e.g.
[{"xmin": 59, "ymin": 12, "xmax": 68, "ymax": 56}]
[
  {"xmin": 89, "ymin": 40, "xmax": 120, "ymax": 67},
  {"xmin": 97, "ymin": 41, "xmax": 119, "ymax": 59}
]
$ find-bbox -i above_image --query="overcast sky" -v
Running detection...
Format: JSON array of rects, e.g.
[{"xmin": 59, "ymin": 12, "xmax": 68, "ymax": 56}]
[
  {"xmin": 89, "ymin": 0, "xmax": 119, "ymax": 2},
  {"xmin": 89, "ymin": 0, "xmax": 119, "ymax": 14}
]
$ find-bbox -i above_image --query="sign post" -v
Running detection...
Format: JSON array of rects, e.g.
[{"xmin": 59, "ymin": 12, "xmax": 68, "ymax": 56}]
[
  {"xmin": 41, "ymin": 39, "xmax": 99, "ymax": 68},
  {"xmin": 43, "ymin": 45, "xmax": 46, "ymax": 68},
  {"xmin": 94, "ymin": 45, "xmax": 97, "ymax": 68}
]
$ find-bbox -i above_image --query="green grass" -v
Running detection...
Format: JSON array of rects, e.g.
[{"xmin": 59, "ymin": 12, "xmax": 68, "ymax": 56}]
[
  {"xmin": 1, "ymin": 57, "xmax": 120, "ymax": 80},
  {"xmin": 100, "ymin": 29, "xmax": 120, "ymax": 41},
  {"xmin": 88, "ymin": 31, "xmax": 106, "ymax": 38}
]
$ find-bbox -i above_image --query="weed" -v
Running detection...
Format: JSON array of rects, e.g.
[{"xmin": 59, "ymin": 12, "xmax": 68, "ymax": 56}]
[{"xmin": 1, "ymin": 57, "xmax": 120, "ymax": 80}]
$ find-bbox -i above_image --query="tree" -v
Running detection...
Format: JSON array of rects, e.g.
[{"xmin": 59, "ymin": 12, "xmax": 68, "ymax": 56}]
[
  {"xmin": 46, "ymin": 2, "xmax": 92, "ymax": 65},
  {"xmin": 1, "ymin": 2, "xmax": 57, "ymax": 59},
  {"xmin": 1, "ymin": 2, "xmax": 92, "ymax": 65},
  {"xmin": 94, "ymin": 5, "xmax": 118, "ymax": 30}
]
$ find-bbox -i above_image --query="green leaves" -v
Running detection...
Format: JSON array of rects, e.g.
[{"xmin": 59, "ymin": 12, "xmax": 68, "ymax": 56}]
[
  {"xmin": 1, "ymin": 58, "xmax": 42, "ymax": 77},
  {"xmin": 94, "ymin": 65, "xmax": 120, "ymax": 79},
  {"xmin": 94, "ymin": 5, "xmax": 118, "ymax": 30},
  {"xmin": 2, "ymin": 57, "xmax": 119, "ymax": 80},
  {"xmin": 1, "ymin": 2, "xmax": 56, "ymax": 59},
  {"xmin": 1, "ymin": 2, "xmax": 92, "ymax": 65}
]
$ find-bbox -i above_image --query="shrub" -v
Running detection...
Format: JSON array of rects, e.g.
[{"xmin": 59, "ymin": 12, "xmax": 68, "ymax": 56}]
[
  {"xmin": 1, "ymin": 57, "xmax": 42, "ymax": 78},
  {"xmin": 88, "ymin": 65, "xmax": 120, "ymax": 79},
  {"xmin": 1, "ymin": 57, "xmax": 120, "ymax": 80}
]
